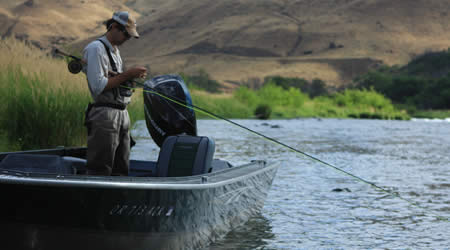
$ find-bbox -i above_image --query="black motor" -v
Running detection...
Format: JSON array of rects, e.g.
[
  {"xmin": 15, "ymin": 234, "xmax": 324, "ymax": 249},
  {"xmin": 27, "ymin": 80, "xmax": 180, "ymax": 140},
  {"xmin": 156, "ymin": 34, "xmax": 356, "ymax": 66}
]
[{"xmin": 143, "ymin": 75, "xmax": 197, "ymax": 147}]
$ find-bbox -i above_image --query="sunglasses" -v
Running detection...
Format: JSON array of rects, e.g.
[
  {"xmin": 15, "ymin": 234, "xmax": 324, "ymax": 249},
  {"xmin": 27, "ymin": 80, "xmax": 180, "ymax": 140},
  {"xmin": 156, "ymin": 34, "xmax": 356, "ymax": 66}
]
[{"xmin": 117, "ymin": 25, "xmax": 131, "ymax": 39}]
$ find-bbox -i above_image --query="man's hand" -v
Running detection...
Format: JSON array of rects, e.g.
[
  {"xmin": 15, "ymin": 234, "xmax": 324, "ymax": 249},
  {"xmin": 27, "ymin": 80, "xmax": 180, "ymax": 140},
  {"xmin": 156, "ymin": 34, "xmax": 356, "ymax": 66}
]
[
  {"xmin": 104, "ymin": 67, "xmax": 147, "ymax": 91},
  {"xmin": 124, "ymin": 67, "xmax": 147, "ymax": 80}
]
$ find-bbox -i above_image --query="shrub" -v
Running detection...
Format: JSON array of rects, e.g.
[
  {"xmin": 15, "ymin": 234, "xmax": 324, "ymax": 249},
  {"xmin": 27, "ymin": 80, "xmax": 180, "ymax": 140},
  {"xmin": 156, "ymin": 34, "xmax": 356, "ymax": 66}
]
[
  {"xmin": 189, "ymin": 90, "xmax": 252, "ymax": 119},
  {"xmin": 258, "ymin": 83, "xmax": 308, "ymax": 107},
  {"xmin": 334, "ymin": 88, "xmax": 394, "ymax": 110},
  {"xmin": 263, "ymin": 76, "xmax": 330, "ymax": 97},
  {"xmin": 354, "ymin": 48, "xmax": 450, "ymax": 110},
  {"xmin": 310, "ymin": 78, "xmax": 329, "ymax": 97},
  {"xmin": 233, "ymin": 86, "xmax": 259, "ymax": 106},
  {"xmin": 254, "ymin": 104, "xmax": 272, "ymax": 119}
]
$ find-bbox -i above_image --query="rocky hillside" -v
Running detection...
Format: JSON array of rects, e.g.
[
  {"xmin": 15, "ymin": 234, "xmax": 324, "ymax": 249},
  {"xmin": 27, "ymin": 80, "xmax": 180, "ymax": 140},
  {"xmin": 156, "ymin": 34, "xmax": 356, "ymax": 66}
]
[
  {"xmin": 2, "ymin": 0, "xmax": 450, "ymax": 88},
  {"xmin": 0, "ymin": 0, "xmax": 137, "ymax": 48}
]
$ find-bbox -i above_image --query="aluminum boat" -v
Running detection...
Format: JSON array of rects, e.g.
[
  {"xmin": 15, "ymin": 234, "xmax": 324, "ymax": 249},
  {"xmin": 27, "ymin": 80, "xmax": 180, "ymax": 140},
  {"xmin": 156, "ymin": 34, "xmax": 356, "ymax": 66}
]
[{"xmin": 0, "ymin": 75, "xmax": 279, "ymax": 250}]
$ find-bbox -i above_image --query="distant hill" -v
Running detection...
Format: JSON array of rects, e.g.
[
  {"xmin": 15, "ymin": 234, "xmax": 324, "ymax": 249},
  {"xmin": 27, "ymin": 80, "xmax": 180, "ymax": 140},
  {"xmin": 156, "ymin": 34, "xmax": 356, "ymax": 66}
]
[
  {"xmin": 2, "ymin": 0, "xmax": 450, "ymax": 89},
  {"xmin": 0, "ymin": 0, "xmax": 137, "ymax": 48}
]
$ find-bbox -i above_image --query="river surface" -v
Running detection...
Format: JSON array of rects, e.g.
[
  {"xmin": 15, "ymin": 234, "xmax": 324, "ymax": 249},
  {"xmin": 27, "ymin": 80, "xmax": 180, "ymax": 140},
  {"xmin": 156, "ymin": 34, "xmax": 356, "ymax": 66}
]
[{"xmin": 130, "ymin": 118, "xmax": 450, "ymax": 249}]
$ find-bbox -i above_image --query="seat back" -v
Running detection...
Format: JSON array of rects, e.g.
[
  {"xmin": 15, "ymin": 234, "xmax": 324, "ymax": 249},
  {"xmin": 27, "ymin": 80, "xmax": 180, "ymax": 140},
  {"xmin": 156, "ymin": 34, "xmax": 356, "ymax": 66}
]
[
  {"xmin": 0, "ymin": 154, "xmax": 75, "ymax": 174},
  {"xmin": 156, "ymin": 135, "xmax": 215, "ymax": 177}
]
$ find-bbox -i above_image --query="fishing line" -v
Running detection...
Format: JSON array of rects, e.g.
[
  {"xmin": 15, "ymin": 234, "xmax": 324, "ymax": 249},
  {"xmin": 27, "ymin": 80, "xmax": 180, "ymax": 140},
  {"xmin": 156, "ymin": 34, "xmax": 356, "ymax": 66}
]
[
  {"xmin": 125, "ymin": 82, "xmax": 449, "ymax": 222},
  {"xmin": 55, "ymin": 49, "xmax": 446, "ymax": 220}
]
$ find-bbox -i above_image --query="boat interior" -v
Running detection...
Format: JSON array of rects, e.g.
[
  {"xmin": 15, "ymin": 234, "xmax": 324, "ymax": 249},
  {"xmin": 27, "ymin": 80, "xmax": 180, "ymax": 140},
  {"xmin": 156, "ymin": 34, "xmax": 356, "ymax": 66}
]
[{"xmin": 0, "ymin": 135, "xmax": 233, "ymax": 178}]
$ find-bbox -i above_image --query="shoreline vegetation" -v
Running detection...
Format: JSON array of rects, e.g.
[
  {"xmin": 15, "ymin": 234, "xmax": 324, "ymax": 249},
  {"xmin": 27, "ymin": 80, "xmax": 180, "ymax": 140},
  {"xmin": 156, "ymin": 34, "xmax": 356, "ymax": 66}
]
[{"xmin": 0, "ymin": 38, "xmax": 447, "ymax": 151}]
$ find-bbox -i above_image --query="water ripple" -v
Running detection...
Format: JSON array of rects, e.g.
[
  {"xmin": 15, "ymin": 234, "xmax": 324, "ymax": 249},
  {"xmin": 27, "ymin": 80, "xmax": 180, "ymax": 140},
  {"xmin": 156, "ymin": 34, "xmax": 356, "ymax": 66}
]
[{"xmin": 132, "ymin": 119, "xmax": 450, "ymax": 249}]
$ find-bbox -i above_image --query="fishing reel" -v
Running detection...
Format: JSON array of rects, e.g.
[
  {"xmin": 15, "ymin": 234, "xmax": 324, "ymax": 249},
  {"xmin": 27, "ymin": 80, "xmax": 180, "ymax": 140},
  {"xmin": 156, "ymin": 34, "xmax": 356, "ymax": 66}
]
[
  {"xmin": 53, "ymin": 48, "xmax": 84, "ymax": 74},
  {"xmin": 119, "ymin": 80, "xmax": 135, "ymax": 97},
  {"xmin": 68, "ymin": 59, "xmax": 83, "ymax": 74}
]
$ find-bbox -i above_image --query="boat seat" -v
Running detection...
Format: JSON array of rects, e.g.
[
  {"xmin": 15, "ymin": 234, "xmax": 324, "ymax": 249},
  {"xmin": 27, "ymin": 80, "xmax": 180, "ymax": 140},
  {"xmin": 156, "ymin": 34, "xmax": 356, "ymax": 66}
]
[
  {"xmin": 156, "ymin": 135, "xmax": 215, "ymax": 177},
  {"xmin": 129, "ymin": 160, "xmax": 157, "ymax": 177},
  {"xmin": 0, "ymin": 154, "xmax": 76, "ymax": 175}
]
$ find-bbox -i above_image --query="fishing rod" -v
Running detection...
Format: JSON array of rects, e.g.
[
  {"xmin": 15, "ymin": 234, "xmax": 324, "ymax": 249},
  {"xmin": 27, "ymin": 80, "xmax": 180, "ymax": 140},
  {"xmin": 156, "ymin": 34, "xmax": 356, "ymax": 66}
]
[
  {"xmin": 53, "ymin": 48, "xmax": 86, "ymax": 74},
  {"xmin": 54, "ymin": 48, "xmax": 144, "ymax": 84},
  {"xmin": 58, "ymin": 50, "xmax": 448, "ymax": 222}
]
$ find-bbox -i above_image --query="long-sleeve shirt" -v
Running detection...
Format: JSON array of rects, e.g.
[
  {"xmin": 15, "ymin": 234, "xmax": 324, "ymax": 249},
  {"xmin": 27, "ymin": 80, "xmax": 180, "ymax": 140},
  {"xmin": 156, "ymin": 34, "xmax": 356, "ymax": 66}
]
[{"xmin": 82, "ymin": 36, "xmax": 123, "ymax": 101}]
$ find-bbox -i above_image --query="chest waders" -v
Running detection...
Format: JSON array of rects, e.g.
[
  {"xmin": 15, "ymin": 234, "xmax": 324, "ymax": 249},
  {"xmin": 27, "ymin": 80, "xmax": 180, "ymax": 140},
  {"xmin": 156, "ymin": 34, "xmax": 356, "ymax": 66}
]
[{"xmin": 84, "ymin": 39, "xmax": 133, "ymax": 176}]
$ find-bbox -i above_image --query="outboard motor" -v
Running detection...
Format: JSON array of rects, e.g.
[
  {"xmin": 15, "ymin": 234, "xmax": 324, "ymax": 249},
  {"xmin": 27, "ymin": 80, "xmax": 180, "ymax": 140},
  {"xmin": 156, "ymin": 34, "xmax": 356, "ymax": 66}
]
[{"xmin": 143, "ymin": 75, "xmax": 197, "ymax": 147}]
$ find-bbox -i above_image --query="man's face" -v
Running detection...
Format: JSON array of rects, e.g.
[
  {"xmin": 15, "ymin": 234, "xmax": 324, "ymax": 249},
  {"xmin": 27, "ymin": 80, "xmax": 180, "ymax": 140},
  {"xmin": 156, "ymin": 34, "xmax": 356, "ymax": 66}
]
[{"xmin": 112, "ymin": 23, "xmax": 131, "ymax": 45}]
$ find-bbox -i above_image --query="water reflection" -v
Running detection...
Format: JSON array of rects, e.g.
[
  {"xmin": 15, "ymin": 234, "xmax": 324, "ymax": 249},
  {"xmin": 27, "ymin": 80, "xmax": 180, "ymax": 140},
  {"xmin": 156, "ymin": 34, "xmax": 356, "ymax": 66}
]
[{"xmin": 206, "ymin": 214, "xmax": 275, "ymax": 250}]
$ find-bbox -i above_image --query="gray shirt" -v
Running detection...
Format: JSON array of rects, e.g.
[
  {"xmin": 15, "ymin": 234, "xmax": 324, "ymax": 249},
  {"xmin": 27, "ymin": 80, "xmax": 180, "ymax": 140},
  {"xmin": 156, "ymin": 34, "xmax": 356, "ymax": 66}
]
[{"xmin": 83, "ymin": 36, "xmax": 124, "ymax": 101}]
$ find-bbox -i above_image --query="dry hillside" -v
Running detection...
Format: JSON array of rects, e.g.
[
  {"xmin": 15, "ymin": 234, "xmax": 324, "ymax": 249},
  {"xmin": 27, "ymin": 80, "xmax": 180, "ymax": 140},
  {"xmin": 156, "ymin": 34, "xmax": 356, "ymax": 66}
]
[
  {"xmin": 0, "ymin": 0, "xmax": 137, "ymax": 48},
  {"xmin": 2, "ymin": 0, "xmax": 450, "ymax": 88}
]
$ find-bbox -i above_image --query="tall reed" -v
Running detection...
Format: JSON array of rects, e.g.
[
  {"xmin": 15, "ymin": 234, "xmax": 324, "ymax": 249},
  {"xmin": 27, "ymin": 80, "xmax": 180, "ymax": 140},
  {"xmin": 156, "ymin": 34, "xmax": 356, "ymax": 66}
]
[
  {"xmin": 0, "ymin": 67, "xmax": 89, "ymax": 149},
  {"xmin": 0, "ymin": 37, "xmax": 144, "ymax": 150}
]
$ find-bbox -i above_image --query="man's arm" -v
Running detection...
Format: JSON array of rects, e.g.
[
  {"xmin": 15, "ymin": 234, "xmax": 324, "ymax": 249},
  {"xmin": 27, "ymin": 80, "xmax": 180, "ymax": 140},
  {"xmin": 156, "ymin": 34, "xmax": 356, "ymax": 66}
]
[
  {"xmin": 103, "ymin": 67, "xmax": 147, "ymax": 91},
  {"xmin": 84, "ymin": 45, "xmax": 109, "ymax": 98},
  {"xmin": 84, "ymin": 43, "xmax": 147, "ymax": 96}
]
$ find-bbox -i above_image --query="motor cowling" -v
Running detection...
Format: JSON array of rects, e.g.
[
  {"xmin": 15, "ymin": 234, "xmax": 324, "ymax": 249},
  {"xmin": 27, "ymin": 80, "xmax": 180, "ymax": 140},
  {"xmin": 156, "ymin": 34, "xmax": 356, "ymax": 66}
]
[{"xmin": 143, "ymin": 75, "xmax": 197, "ymax": 147}]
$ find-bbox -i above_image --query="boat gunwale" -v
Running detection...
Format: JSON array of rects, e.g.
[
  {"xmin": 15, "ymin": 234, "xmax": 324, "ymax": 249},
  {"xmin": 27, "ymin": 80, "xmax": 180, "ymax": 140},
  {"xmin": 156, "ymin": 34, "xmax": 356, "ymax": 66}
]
[{"xmin": 0, "ymin": 161, "xmax": 280, "ymax": 190}]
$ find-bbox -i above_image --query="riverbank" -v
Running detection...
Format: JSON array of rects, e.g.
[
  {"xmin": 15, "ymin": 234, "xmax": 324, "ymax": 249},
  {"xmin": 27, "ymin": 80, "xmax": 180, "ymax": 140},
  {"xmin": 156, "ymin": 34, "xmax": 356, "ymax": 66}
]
[
  {"xmin": 190, "ymin": 86, "xmax": 409, "ymax": 120},
  {"xmin": 0, "ymin": 37, "xmax": 440, "ymax": 152},
  {"xmin": 408, "ymin": 109, "xmax": 450, "ymax": 119}
]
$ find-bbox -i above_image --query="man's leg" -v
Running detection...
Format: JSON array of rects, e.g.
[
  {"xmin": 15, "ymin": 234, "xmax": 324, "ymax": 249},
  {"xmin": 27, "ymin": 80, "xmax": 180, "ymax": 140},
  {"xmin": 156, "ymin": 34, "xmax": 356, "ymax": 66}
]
[
  {"xmin": 86, "ymin": 108, "xmax": 120, "ymax": 175},
  {"xmin": 112, "ymin": 110, "xmax": 130, "ymax": 176}
]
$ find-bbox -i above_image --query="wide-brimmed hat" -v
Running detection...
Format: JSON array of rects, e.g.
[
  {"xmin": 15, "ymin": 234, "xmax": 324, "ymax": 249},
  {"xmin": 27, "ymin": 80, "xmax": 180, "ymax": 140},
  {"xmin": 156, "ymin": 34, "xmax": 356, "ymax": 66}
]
[{"xmin": 112, "ymin": 11, "xmax": 139, "ymax": 38}]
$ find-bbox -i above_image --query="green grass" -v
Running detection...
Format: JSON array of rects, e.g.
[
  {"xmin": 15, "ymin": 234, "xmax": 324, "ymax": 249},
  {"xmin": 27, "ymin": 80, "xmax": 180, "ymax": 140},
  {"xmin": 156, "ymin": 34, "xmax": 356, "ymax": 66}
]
[
  {"xmin": 190, "ymin": 92, "xmax": 253, "ymax": 119},
  {"xmin": 184, "ymin": 84, "xmax": 409, "ymax": 120},
  {"xmin": 0, "ymin": 66, "xmax": 409, "ymax": 152},
  {"xmin": 409, "ymin": 109, "xmax": 450, "ymax": 119},
  {"xmin": 0, "ymin": 67, "xmax": 89, "ymax": 150},
  {"xmin": 0, "ymin": 67, "xmax": 410, "ymax": 151},
  {"xmin": 0, "ymin": 38, "xmax": 414, "ymax": 151},
  {"xmin": 0, "ymin": 66, "xmax": 148, "ymax": 151},
  {"xmin": 0, "ymin": 37, "xmax": 148, "ymax": 151}
]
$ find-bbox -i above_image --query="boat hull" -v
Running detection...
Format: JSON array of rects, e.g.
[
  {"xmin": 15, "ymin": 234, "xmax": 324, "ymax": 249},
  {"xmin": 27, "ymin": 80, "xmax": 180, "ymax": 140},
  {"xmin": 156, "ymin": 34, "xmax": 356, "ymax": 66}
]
[{"xmin": 0, "ymin": 161, "xmax": 278, "ymax": 250}]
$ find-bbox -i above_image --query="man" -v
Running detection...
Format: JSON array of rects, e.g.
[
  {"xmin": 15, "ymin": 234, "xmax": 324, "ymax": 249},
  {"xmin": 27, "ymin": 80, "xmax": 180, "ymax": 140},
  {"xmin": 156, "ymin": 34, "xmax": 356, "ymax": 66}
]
[{"xmin": 82, "ymin": 11, "xmax": 147, "ymax": 176}]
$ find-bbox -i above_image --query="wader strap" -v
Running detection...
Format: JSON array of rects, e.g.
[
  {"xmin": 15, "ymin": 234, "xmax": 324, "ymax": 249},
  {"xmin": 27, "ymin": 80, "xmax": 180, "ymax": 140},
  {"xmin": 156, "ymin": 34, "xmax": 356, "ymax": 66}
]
[
  {"xmin": 97, "ymin": 39, "xmax": 117, "ymax": 73},
  {"xmin": 97, "ymin": 39, "xmax": 119, "ymax": 99}
]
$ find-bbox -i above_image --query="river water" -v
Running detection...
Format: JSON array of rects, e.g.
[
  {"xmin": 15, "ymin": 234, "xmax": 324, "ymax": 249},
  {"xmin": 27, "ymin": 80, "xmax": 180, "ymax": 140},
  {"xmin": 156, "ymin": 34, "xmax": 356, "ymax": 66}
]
[{"xmin": 131, "ymin": 118, "xmax": 450, "ymax": 249}]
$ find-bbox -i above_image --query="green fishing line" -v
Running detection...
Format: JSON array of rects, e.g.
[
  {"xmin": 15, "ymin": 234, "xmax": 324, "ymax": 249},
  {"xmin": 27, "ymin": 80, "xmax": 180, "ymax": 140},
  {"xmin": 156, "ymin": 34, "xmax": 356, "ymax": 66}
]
[{"xmin": 124, "ymin": 83, "xmax": 448, "ymax": 222}]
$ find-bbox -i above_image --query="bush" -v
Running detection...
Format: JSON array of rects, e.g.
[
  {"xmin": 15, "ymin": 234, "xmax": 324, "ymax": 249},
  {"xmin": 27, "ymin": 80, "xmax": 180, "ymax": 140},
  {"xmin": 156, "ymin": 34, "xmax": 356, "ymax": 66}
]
[
  {"xmin": 181, "ymin": 90, "xmax": 252, "ymax": 119},
  {"xmin": 310, "ymin": 78, "xmax": 329, "ymax": 97},
  {"xmin": 254, "ymin": 104, "xmax": 272, "ymax": 119},
  {"xmin": 333, "ymin": 88, "xmax": 394, "ymax": 110},
  {"xmin": 233, "ymin": 86, "xmax": 259, "ymax": 105},
  {"xmin": 258, "ymin": 83, "xmax": 307, "ymax": 107},
  {"xmin": 354, "ymin": 48, "xmax": 450, "ymax": 110},
  {"xmin": 263, "ymin": 76, "xmax": 329, "ymax": 97}
]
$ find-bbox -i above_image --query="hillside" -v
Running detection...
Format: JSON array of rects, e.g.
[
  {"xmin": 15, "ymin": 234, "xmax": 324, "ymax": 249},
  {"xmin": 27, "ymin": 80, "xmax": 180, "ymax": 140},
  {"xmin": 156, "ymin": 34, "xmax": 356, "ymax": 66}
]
[
  {"xmin": 1, "ymin": 0, "xmax": 450, "ymax": 88},
  {"xmin": 0, "ymin": 0, "xmax": 137, "ymax": 48}
]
